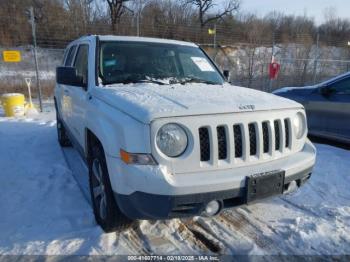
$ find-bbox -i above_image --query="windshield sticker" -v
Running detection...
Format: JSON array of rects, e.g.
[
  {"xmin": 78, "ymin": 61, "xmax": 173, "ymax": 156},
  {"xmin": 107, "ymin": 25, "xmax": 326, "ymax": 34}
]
[
  {"xmin": 104, "ymin": 59, "xmax": 117, "ymax": 67},
  {"xmin": 191, "ymin": 57, "xmax": 215, "ymax": 72}
]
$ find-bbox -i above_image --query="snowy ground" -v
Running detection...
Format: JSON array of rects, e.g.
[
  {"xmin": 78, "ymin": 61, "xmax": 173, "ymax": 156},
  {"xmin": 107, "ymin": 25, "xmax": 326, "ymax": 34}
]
[{"xmin": 0, "ymin": 103, "xmax": 349, "ymax": 256}]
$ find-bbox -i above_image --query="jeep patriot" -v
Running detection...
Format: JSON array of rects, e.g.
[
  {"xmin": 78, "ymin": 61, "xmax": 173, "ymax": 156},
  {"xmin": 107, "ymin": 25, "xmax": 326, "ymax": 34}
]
[{"xmin": 55, "ymin": 35, "xmax": 316, "ymax": 232}]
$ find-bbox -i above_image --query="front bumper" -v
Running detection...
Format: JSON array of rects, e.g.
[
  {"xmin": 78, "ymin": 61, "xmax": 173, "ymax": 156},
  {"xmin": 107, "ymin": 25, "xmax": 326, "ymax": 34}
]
[
  {"xmin": 115, "ymin": 166, "xmax": 312, "ymax": 220},
  {"xmin": 111, "ymin": 140, "xmax": 316, "ymax": 220}
]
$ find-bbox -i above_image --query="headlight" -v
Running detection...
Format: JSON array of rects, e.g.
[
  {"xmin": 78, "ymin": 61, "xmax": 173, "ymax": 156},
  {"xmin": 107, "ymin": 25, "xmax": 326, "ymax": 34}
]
[
  {"xmin": 293, "ymin": 112, "xmax": 306, "ymax": 139},
  {"xmin": 156, "ymin": 123, "xmax": 188, "ymax": 157}
]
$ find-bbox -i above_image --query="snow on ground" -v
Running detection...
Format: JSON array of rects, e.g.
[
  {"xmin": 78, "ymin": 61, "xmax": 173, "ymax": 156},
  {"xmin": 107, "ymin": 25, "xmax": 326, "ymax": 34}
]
[{"xmin": 0, "ymin": 102, "xmax": 349, "ymax": 255}]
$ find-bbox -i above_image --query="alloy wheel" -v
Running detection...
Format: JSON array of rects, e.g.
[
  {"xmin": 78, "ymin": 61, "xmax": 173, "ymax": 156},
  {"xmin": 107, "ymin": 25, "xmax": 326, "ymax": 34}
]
[{"xmin": 92, "ymin": 158, "xmax": 107, "ymax": 220}]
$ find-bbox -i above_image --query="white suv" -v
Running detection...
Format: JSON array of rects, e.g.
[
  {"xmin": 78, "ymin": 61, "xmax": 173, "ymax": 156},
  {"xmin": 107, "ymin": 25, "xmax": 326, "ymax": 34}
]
[{"xmin": 54, "ymin": 35, "xmax": 316, "ymax": 232}]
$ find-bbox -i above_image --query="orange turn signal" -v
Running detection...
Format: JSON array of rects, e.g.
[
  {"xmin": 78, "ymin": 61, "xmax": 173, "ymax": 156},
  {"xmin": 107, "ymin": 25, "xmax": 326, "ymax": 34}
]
[
  {"xmin": 120, "ymin": 149, "xmax": 132, "ymax": 164},
  {"xmin": 120, "ymin": 149, "xmax": 157, "ymax": 165}
]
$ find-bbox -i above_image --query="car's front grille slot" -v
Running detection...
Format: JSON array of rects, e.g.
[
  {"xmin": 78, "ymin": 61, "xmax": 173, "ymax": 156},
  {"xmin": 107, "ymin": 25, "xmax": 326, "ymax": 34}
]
[
  {"xmin": 262, "ymin": 122, "xmax": 269, "ymax": 153},
  {"xmin": 199, "ymin": 127, "xmax": 210, "ymax": 161},
  {"xmin": 217, "ymin": 126, "xmax": 227, "ymax": 160},
  {"xmin": 284, "ymin": 119, "xmax": 290, "ymax": 148},
  {"xmin": 248, "ymin": 123, "xmax": 257, "ymax": 156},
  {"xmin": 233, "ymin": 125, "xmax": 243, "ymax": 158},
  {"xmin": 274, "ymin": 120, "xmax": 281, "ymax": 150},
  {"xmin": 197, "ymin": 117, "xmax": 293, "ymax": 166}
]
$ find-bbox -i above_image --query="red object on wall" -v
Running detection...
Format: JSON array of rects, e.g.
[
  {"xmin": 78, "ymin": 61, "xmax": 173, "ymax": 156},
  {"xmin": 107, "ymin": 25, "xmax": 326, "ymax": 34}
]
[{"xmin": 269, "ymin": 62, "xmax": 280, "ymax": 79}]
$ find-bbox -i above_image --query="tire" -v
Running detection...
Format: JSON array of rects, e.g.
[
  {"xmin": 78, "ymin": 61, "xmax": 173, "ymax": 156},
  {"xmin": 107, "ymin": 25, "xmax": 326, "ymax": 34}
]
[
  {"xmin": 56, "ymin": 114, "xmax": 71, "ymax": 147},
  {"xmin": 88, "ymin": 142, "xmax": 134, "ymax": 233}
]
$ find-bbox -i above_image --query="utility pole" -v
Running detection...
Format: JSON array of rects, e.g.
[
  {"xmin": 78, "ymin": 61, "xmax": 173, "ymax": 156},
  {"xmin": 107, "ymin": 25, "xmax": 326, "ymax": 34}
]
[
  {"xmin": 29, "ymin": 7, "xmax": 43, "ymax": 112},
  {"xmin": 269, "ymin": 30, "xmax": 276, "ymax": 92},
  {"xmin": 213, "ymin": 23, "xmax": 217, "ymax": 49},
  {"xmin": 136, "ymin": 12, "xmax": 140, "ymax": 36},
  {"xmin": 313, "ymin": 32, "xmax": 320, "ymax": 84},
  {"xmin": 213, "ymin": 23, "xmax": 218, "ymax": 63},
  {"xmin": 136, "ymin": 0, "xmax": 144, "ymax": 37},
  {"xmin": 347, "ymin": 41, "xmax": 350, "ymax": 72}
]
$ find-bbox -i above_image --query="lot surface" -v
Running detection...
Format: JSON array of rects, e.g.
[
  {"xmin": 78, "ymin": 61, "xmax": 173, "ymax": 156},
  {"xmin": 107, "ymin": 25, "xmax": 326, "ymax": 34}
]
[{"xmin": 0, "ymin": 104, "xmax": 349, "ymax": 255}]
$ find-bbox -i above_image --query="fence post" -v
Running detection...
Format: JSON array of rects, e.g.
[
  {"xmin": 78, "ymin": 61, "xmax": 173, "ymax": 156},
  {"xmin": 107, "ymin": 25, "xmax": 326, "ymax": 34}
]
[
  {"xmin": 29, "ymin": 7, "xmax": 43, "ymax": 112},
  {"xmin": 313, "ymin": 32, "xmax": 320, "ymax": 84},
  {"xmin": 268, "ymin": 30, "xmax": 275, "ymax": 92},
  {"xmin": 213, "ymin": 23, "xmax": 217, "ymax": 49}
]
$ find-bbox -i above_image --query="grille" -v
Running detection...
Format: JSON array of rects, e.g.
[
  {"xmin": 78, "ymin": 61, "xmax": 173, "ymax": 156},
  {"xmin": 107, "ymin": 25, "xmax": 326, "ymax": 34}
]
[
  {"xmin": 274, "ymin": 120, "xmax": 280, "ymax": 150},
  {"xmin": 284, "ymin": 119, "xmax": 290, "ymax": 148},
  {"xmin": 199, "ymin": 127, "xmax": 210, "ymax": 161},
  {"xmin": 198, "ymin": 118, "xmax": 292, "ymax": 164},
  {"xmin": 262, "ymin": 122, "xmax": 269, "ymax": 153},
  {"xmin": 233, "ymin": 125, "xmax": 243, "ymax": 158},
  {"xmin": 248, "ymin": 124, "xmax": 257, "ymax": 156},
  {"xmin": 217, "ymin": 126, "xmax": 227, "ymax": 160}
]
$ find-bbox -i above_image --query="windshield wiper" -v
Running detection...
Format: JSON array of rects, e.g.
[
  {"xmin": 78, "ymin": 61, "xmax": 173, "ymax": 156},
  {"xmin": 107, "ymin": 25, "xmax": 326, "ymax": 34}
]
[
  {"xmin": 103, "ymin": 76, "xmax": 218, "ymax": 86},
  {"xmin": 131, "ymin": 79, "xmax": 166, "ymax": 85},
  {"xmin": 119, "ymin": 75, "xmax": 167, "ymax": 85},
  {"xmin": 103, "ymin": 78, "xmax": 166, "ymax": 86},
  {"xmin": 176, "ymin": 77, "xmax": 218, "ymax": 85}
]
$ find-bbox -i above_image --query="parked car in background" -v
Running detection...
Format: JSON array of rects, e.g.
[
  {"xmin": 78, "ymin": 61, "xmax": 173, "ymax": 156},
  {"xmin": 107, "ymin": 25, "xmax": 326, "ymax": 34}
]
[{"xmin": 273, "ymin": 73, "xmax": 350, "ymax": 144}]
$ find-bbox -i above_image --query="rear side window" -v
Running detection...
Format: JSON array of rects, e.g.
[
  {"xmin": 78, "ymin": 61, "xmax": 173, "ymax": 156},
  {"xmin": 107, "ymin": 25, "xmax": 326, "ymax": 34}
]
[
  {"xmin": 64, "ymin": 45, "xmax": 77, "ymax": 66},
  {"xmin": 74, "ymin": 45, "xmax": 89, "ymax": 87}
]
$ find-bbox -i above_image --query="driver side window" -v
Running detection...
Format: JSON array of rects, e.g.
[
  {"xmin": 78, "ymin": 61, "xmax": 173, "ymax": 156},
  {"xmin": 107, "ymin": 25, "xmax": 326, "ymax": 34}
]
[{"xmin": 74, "ymin": 44, "xmax": 89, "ymax": 89}]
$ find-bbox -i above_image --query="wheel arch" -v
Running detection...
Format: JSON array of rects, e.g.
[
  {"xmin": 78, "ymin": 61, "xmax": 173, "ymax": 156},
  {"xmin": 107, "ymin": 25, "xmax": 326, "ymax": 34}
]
[{"xmin": 86, "ymin": 128, "xmax": 105, "ymax": 161}]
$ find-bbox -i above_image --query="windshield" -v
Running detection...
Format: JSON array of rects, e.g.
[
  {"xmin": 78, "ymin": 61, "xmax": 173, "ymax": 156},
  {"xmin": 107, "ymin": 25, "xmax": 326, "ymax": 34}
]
[{"xmin": 98, "ymin": 41, "xmax": 225, "ymax": 85}]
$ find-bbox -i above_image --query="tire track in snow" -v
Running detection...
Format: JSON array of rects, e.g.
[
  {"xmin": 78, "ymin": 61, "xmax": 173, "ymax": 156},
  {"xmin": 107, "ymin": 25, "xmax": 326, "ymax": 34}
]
[
  {"xmin": 121, "ymin": 227, "xmax": 153, "ymax": 255},
  {"xmin": 217, "ymin": 209, "xmax": 294, "ymax": 254},
  {"xmin": 188, "ymin": 214, "xmax": 265, "ymax": 254},
  {"xmin": 174, "ymin": 220, "xmax": 211, "ymax": 253},
  {"xmin": 142, "ymin": 219, "xmax": 218, "ymax": 254},
  {"xmin": 182, "ymin": 220, "xmax": 223, "ymax": 254}
]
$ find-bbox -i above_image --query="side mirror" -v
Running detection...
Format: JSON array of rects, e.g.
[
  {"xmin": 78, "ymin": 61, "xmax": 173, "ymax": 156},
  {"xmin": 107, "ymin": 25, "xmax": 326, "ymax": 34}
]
[
  {"xmin": 223, "ymin": 70, "xmax": 230, "ymax": 80},
  {"xmin": 319, "ymin": 86, "xmax": 335, "ymax": 97},
  {"xmin": 56, "ymin": 66, "xmax": 85, "ymax": 88}
]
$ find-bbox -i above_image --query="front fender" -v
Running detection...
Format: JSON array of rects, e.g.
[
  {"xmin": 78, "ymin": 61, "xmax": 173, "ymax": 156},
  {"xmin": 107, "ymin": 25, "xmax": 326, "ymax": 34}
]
[{"xmin": 85, "ymin": 96, "xmax": 151, "ymax": 158}]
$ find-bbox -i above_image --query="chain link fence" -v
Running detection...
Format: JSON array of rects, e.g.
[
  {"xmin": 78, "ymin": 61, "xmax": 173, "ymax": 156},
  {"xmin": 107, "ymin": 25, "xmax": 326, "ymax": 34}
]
[{"xmin": 1, "ymin": 26, "xmax": 350, "ymax": 98}]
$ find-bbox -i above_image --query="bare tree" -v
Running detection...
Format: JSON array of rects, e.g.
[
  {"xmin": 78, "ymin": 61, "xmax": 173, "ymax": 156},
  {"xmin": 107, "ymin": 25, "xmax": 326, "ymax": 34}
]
[
  {"xmin": 141, "ymin": 0, "xmax": 195, "ymax": 39},
  {"xmin": 105, "ymin": 0, "xmax": 133, "ymax": 33},
  {"xmin": 186, "ymin": 0, "xmax": 240, "ymax": 28},
  {"xmin": 236, "ymin": 14, "xmax": 270, "ymax": 88},
  {"xmin": 65, "ymin": 0, "xmax": 94, "ymax": 34}
]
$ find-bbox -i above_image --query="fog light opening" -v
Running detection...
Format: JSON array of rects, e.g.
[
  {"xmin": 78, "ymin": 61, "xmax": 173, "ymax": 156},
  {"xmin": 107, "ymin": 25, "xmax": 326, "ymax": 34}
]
[
  {"xmin": 300, "ymin": 173, "xmax": 312, "ymax": 186},
  {"xmin": 284, "ymin": 180, "xmax": 298, "ymax": 195},
  {"xmin": 203, "ymin": 200, "xmax": 221, "ymax": 217}
]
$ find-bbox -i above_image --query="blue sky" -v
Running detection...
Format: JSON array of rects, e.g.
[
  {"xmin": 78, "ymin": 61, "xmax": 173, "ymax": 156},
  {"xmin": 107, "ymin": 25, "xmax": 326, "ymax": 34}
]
[{"xmin": 241, "ymin": 0, "xmax": 348, "ymax": 24}]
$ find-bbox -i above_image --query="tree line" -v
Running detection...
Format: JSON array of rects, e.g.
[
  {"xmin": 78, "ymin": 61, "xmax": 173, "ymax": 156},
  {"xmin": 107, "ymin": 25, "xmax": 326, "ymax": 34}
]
[{"xmin": 0, "ymin": 0, "xmax": 349, "ymax": 48}]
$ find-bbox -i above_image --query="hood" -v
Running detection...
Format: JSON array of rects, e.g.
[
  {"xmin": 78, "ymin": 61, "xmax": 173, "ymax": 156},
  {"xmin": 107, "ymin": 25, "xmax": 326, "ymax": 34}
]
[
  {"xmin": 92, "ymin": 83, "xmax": 302, "ymax": 124},
  {"xmin": 273, "ymin": 85, "xmax": 317, "ymax": 96}
]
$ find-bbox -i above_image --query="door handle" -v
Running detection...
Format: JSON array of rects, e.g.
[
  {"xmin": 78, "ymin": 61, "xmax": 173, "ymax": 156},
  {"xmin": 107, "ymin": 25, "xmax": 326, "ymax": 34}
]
[{"xmin": 64, "ymin": 89, "xmax": 70, "ymax": 95}]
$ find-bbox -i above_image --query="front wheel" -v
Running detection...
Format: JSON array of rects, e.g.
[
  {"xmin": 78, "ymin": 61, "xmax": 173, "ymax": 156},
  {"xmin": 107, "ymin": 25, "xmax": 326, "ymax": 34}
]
[{"xmin": 88, "ymin": 142, "xmax": 134, "ymax": 233}]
